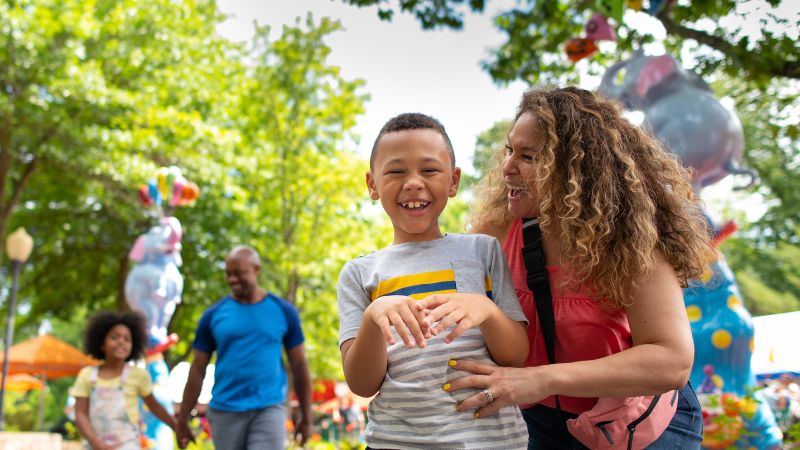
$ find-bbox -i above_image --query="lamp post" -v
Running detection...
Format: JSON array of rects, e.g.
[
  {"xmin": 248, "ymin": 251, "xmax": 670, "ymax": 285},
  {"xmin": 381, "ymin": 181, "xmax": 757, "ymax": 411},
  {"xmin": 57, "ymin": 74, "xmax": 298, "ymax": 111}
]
[{"xmin": 0, "ymin": 227, "xmax": 33, "ymax": 430}]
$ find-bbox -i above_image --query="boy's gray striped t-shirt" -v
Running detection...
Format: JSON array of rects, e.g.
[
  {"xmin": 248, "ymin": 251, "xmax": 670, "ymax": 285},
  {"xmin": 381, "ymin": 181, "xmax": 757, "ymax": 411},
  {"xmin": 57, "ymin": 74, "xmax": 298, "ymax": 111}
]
[{"xmin": 337, "ymin": 233, "xmax": 528, "ymax": 449}]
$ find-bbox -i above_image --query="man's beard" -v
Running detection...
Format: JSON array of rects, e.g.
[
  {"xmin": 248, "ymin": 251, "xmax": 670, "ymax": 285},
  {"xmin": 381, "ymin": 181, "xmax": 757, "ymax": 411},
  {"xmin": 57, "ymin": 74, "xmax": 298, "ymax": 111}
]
[{"xmin": 233, "ymin": 286, "xmax": 252, "ymax": 299}]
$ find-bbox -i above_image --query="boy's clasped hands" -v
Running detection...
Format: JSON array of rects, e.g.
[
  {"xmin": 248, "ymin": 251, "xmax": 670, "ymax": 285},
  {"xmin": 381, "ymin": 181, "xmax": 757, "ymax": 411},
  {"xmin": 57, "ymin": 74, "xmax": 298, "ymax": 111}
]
[{"xmin": 365, "ymin": 293, "xmax": 497, "ymax": 348}]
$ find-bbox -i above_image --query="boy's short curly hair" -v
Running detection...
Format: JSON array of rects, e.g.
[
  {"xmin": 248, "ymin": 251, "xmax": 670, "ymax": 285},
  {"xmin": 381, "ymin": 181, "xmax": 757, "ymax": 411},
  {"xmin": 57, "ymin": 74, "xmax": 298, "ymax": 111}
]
[
  {"xmin": 370, "ymin": 112, "xmax": 455, "ymax": 169},
  {"xmin": 84, "ymin": 310, "xmax": 148, "ymax": 361}
]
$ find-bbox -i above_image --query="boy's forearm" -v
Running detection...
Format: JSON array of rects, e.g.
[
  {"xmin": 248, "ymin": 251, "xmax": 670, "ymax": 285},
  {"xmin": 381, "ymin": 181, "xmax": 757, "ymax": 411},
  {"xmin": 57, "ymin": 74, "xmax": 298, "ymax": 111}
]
[
  {"xmin": 480, "ymin": 310, "xmax": 529, "ymax": 367},
  {"xmin": 343, "ymin": 319, "xmax": 389, "ymax": 397}
]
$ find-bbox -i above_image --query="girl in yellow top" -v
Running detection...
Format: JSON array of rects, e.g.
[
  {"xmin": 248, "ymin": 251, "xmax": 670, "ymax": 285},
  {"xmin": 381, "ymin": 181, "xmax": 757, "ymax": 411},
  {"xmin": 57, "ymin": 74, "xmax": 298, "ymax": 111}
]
[{"xmin": 70, "ymin": 311, "xmax": 177, "ymax": 450}]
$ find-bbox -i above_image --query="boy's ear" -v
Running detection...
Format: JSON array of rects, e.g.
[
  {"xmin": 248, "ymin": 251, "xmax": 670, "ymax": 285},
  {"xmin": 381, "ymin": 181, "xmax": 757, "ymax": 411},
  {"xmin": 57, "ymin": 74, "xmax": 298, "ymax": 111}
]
[
  {"xmin": 449, "ymin": 167, "xmax": 462, "ymax": 198},
  {"xmin": 366, "ymin": 171, "xmax": 379, "ymax": 200}
]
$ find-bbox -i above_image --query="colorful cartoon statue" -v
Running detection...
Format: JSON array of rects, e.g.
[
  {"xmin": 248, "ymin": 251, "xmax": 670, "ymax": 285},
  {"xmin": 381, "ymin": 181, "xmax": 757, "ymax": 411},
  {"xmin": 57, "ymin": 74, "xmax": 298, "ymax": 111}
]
[
  {"xmin": 599, "ymin": 51, "xmax": 757, "ymax": 190},
  {"xmin": 124, "ymin": 216, "xmax": 183, "ymax": 450},
  {"xmin": 125, "ymin": 216, "xmax": 184, "ymax": 350},
  {"xmin": 686, "ymin": 259, "xmax": 783, "ymax": 448},
  {"xmin": 126, "ymin": 166, "xmax": 200, "ymax": 450}
]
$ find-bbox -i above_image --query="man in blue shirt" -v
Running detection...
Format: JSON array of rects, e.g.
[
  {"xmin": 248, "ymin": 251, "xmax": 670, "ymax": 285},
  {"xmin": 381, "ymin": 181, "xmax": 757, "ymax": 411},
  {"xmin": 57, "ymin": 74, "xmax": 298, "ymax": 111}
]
[{"xmin": 177, "ymin": 246, "xmax": 312, "ymax": 450}]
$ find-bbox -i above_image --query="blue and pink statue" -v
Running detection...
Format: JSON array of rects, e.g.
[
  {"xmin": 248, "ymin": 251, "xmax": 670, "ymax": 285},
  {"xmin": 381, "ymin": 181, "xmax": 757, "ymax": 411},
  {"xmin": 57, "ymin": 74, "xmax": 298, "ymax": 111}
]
[
  {"xmin": 125, "ymin": 166, "xmax": 200, "ymax": 449},
  {"xmin": 687, "ymin": 260, "xmax": 783, "ymax": 448}
]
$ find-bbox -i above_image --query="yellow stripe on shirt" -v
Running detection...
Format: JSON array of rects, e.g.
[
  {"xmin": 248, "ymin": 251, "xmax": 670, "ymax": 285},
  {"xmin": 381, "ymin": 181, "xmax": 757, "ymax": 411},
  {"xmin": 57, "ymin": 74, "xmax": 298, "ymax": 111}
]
[{"xmin": 371, "ymin": 269, "xmax": 457, "ymax": 301}]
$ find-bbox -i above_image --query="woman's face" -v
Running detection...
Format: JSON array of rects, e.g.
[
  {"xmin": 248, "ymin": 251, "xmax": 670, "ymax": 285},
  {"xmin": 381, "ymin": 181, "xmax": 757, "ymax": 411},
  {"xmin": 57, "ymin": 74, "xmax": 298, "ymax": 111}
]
[{"xmin": 503, "ymin": 112, "xmax": 543, "ymax": 219}]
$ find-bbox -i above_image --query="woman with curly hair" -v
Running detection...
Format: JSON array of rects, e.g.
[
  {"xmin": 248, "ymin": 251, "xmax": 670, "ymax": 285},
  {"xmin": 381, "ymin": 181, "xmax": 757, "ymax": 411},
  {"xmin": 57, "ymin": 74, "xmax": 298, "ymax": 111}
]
[
  {"xmin": 446, "ymin": 86, "xmax": 713, "ymax": 448},
  {"xmin": 70, "ymin": 310, "xmax": 177, "ymax": 450}
]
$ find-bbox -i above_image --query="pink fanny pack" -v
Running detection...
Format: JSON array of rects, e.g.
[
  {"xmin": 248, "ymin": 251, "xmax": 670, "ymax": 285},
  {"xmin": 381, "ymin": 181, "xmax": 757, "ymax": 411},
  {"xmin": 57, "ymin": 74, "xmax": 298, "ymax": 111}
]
[{"xmin": 566, "ymin": 389, "xmax": 678, "ymax": 450}]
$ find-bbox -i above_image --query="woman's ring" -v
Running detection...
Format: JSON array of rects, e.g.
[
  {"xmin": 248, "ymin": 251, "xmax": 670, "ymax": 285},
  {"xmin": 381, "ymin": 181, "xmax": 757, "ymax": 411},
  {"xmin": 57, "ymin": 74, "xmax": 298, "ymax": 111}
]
[{"xmin": 482, "ymin": 389, "xmax": 494, "ymax": 403}]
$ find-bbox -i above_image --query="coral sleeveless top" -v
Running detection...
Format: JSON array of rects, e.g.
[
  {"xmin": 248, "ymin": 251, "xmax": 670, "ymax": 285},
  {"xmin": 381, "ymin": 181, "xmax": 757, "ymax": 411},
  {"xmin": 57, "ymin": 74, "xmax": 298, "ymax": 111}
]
[{"xmin": 503, "ymin": 219, "xmax": 633, "ymax": 414}]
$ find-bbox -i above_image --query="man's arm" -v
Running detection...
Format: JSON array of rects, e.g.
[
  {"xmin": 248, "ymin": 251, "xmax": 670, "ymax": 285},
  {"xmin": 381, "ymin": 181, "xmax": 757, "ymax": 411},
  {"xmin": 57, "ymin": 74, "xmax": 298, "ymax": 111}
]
[
  {"xmin": 176, "ymin": 350, "xmax": 211, "ymax": 448},
  {"xmin": 287, "ymin": 344, "xmax": 312, "ymax": 446}
]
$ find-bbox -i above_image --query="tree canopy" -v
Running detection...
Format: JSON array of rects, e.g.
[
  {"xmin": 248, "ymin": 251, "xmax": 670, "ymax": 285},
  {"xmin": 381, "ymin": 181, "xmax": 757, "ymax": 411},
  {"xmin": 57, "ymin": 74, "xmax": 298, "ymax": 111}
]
[{"xmin": 2, "ymin": 0, "xmax": 377, "ymax": 386}]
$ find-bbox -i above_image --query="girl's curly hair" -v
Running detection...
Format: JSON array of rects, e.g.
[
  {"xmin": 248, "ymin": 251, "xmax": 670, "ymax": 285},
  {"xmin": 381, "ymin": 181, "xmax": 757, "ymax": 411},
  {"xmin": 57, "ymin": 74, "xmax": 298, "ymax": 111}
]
[
  {"xmin": 84, "ymin": 310, "xmax": 148, "ymax": 361},
  {"xmin": 470, "ymin": 86, "xmax": 715, "ymax": 308}
]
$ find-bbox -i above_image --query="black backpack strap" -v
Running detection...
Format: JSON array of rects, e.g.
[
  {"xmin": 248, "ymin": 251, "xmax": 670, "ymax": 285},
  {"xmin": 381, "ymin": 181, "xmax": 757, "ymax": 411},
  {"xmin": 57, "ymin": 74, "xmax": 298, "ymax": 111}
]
[
  {"xmin": 522, "ymin": 218, "xmax": 569, "ymax": 430},
  {"xmin": 521, "ymin": 218, "xmax": 556, "ymax": 365}
]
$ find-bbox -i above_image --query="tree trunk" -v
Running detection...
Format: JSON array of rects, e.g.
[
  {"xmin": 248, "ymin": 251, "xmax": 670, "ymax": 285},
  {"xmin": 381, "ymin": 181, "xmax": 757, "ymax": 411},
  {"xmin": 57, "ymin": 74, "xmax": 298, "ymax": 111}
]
[
  {"xmin": 285, "ymin": 269, "xmax": 299, "ymax": 305},
  {"xmin": 117, "ymin": 252, "xmax": 130, "ymax": 311}
]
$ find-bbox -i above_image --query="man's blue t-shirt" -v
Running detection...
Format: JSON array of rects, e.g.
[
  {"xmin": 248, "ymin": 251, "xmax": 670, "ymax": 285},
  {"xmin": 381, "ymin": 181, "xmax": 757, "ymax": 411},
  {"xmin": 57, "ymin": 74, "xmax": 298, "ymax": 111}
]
[{"xmin": 193, "ymin": 293, "xmax": 304, "ymax": 412}]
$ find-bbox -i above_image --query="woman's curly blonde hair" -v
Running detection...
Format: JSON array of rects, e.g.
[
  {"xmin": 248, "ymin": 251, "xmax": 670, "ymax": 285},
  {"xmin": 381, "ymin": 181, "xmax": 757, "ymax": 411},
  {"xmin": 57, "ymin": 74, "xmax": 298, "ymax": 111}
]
[{"xmin": 470, "ymin": 86, "xmax": 715, "ymax": 308}]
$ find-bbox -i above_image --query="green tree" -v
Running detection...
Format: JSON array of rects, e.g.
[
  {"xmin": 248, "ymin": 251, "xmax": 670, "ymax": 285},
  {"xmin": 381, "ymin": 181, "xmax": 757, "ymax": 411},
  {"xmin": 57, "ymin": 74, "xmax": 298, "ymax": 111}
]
[
  {"xmin": 172, "ymin": 15, "xmax": 373, "ymax": 378},
  {"xmin": 1, "ymin": 0, "xmax": 243, "ymax": 430},
  {"xmin": 469, "ymin": 120, "xmax": 511, "ymax": 182},
  {"xmin": 3, "ymin": 0, "xmax": 242, "ymax": 337},
  {"xmin": 3, "ymin": 1, "xmax": 374, "ymax": 389},
  {"xmin": 713, "ymin": 76, "xmax": 800, "ymax": 315}
]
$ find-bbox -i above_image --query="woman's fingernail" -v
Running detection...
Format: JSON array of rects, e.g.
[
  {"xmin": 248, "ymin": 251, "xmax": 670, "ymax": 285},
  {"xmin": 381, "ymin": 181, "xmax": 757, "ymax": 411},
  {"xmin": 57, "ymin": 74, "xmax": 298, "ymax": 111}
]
[
  {"xmin": 448, "ymin": 359, "xmax": 457, "ymax": 366},
  {"xmin": 474, "ymin": 412, "xmax": 480, "ymax": 419},
  {"xmin": 442, "ymin": 383, "xmax": 451, "ymax": 391}
]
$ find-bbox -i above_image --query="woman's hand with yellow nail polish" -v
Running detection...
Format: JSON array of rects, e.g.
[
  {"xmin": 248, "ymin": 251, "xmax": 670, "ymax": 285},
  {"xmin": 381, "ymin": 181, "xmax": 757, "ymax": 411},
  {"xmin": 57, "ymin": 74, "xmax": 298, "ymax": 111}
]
[{"xmin": 446, "ymin": 359, "xmax": 544, "ymax": 419}]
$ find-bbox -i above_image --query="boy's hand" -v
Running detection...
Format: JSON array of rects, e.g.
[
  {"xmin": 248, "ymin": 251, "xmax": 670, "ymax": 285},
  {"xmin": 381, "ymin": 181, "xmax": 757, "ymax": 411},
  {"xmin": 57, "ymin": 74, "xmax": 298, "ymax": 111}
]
[
  {"xmin": 366, "ymin": 295, "xmax": 430, "ymax": 348},
  {"xmin": 417, "ymin": 293, "xmax": 497, "ymax": 343}
]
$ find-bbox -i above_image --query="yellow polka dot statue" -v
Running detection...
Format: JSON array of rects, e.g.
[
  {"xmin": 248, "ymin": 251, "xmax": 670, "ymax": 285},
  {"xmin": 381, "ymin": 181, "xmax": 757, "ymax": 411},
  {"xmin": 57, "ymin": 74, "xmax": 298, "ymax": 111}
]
[{"xmin": 685, "ymin": 238, "xmax": 783, "ymax": 448}]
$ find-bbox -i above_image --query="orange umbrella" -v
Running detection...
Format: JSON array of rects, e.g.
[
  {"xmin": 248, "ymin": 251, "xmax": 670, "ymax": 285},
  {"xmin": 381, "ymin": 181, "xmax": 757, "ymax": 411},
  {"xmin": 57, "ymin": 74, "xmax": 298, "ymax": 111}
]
[
  {"xmin": 0, "ymin": 373, "xmax": 44, "ymax": 391},
  {"xmin": 0, "ymin": 334, "xmax": 98, "ymax": 379}
]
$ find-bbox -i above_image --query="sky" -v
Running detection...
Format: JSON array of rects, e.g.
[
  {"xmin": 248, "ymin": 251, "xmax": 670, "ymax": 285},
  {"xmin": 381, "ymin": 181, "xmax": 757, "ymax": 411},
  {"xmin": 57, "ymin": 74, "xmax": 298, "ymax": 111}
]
[{"xmin": 216, "ymin": 0, "xmax": 527, "ymax": 175}]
